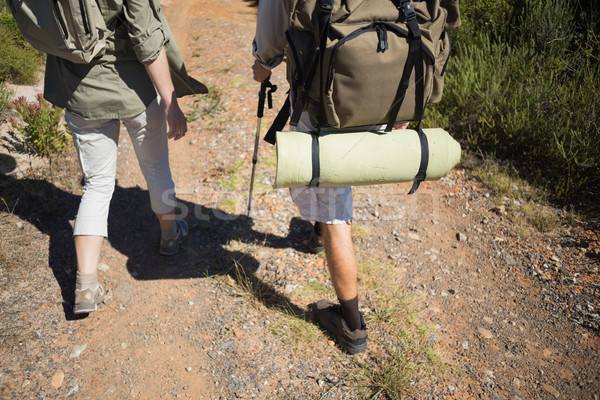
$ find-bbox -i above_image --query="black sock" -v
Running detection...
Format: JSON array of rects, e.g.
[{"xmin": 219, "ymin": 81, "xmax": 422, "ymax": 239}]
[
  {"xmin": 339, "ymin": 296, "xmax": 362, "ymax": 331},
  {"xmin": 313, "ymin": 221, "xmax": 322, "ymax": 236}
]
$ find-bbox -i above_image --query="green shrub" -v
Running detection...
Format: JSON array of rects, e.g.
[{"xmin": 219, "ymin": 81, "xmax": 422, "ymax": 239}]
[
  {"xmin": 452, "ymin": 0, "xmax": 516, "ymax": 45},
  {"xmin": 0, "ymin": 2, "xmax": 43, "ymax": 84},
  {"xmin": 428, "ymin": 0, "xmax": 600, "ymax": 203},
  {"xmin": 11, "ymin": 94, "xmax": 71, "ymax": 156},
  {"xmin": 0, "ymin": 81, "xmax": 12, "ymax": 112}
]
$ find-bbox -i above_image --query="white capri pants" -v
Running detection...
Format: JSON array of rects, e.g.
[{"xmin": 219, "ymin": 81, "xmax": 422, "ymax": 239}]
[
  {"xmin": 289, "ymin": 112, "xmax": 353, "ymax": 224},
  {"xmin": 66, "ymin": 98, "xmax": 175, "ymax": 237}
]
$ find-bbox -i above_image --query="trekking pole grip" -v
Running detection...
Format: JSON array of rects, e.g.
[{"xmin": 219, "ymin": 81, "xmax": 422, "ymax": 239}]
[{"xmin": 257, "ymin": 80, "xmax": 270, "ymax": 119}]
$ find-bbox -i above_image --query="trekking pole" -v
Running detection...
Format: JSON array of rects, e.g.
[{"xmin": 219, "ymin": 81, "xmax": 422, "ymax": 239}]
[{"xmin": 247, "ymin": 79, "xmax": 277, "ymax": 217}]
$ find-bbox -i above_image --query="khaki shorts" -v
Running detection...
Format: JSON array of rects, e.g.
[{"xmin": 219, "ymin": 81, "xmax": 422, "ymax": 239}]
[{"xmin": 289, "ymin": 186, "xmax": 352, "ymax": 224}]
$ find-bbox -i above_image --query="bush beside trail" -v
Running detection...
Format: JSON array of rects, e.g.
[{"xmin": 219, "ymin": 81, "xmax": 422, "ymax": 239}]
[
  {"xmin": 427, "ymin": 0, "xmax": 600, "ymax": 205},
  {"xmin": 0, "ymin": 1, "xmax": 43, "ymax": 86}
]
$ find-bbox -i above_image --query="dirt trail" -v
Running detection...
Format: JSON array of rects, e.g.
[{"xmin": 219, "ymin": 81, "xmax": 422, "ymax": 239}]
[{"xmin": 1, "ymin": 0, "xmax": 599, "ymax": 399}]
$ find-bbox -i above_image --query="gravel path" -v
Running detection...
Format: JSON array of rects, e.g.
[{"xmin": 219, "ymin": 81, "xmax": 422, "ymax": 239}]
[{"xmin": 1, "ymin": 0, "xmax": 599, "ymax": 399}]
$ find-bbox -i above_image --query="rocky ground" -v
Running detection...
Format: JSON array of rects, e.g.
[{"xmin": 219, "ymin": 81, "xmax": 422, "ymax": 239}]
[{"xmin": 1, "ymin": 0, "xmax": 599, "ymax": 399}]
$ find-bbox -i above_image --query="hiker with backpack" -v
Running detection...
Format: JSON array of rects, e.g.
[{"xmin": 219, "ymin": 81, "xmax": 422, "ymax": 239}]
[
  {"xmin": 251, "ymin": 0, "xmax": 460, "ymax": 353},
  {"xmin": 8, "ymin": 0, "xmax": 204, "ymax": 314},
  {"xmin": 252, "ymin": 0, "xmax": 373, "ymax": 355}
]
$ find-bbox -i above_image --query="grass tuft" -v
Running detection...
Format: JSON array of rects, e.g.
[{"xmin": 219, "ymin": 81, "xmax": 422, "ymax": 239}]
[
  {"xmin": 187, "ymin": 84, "xmax": 226, "ymax": 127},
  {"xmin": 352, "ymin": 223, "xmax": 373, "ymax": 238},
  {"xmin": 349, "ymin": 259, "xmax": 449, "ymax": 398},
  {"xmin": 473, "ymin": 159, "xmax": 567, "ymax": 234}
]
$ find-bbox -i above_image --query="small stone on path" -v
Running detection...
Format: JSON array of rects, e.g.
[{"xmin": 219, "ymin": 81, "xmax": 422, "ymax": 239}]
[
  {"xmin": 51, "ymin": 370, "xmax": 64, "ymax": 389},
  {"xmin": 541, "ymin": 383, "xmax": 560, "ymax": 398},
  {"xmin": 67, "ymin": 379, "xmax": 79, "ymax": 396},
  {"xmin": 408, "ymin": 232, "xmax": 421, "ymax": 241},
  {"xmin": 477, "ymin": 327, "xmax": 494, "ymax": 339},
  {"xmin": 69, "ymin": 344, "xmax": 87, "ymax": 359}
]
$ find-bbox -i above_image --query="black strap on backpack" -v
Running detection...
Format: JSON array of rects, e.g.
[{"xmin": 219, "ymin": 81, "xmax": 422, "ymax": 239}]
[
  {"xmin": 385, "ymin": 0, "xmax": 429, "ymax": 194},
  {"xmin": 263, "ymin": 0, "xmax": 334, "ymax": 144},
  {"xmin": 308, "ymin": 129, "xmax": 321, "ymax": 187},
  {"xmin": 385, "ymin": 0, "xmax": 422, "ymax": 132},
  {"xmin": 303, "ymin": 0, "xmax": 334, "ymax": 187},
  {"xmin": 289, "ymin": 0, "xmax": 334, "ymax": 127},
  {"xmin": 265, "ymin": 0, "xmax": 333, "ymax": 186},
  {"xmin": 263, "ymin": 94, "xmax": 290, "ymax": 145}
]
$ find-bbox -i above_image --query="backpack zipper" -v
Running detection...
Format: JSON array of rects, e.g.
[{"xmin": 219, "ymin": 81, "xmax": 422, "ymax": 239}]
[{"xmin": 376, "ymin": 25, "xmax": 388, "ymax": 52}]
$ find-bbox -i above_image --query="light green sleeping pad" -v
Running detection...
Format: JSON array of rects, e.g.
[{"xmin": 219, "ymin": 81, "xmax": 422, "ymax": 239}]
[{"xmin": 274, "ymin": 128, "xmax": 461, "ymax": 188}]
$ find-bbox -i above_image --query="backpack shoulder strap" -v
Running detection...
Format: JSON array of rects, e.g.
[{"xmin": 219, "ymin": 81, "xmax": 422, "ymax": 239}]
[{"xmin": 289, "ymin": 0, "xmax": 334, "ymax": 127}]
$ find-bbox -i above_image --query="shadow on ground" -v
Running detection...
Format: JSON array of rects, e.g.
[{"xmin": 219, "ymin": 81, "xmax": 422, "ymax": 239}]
[
  {"xmin": 242, "ymin": 0, "xmax": 259, "ymax": 7},
  {"xmin": 1, "ymin": 168, "xmax": 313, "ymax": 322}
]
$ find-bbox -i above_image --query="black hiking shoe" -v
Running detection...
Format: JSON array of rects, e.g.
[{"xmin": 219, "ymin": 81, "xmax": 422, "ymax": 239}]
[
  {"xmin": 310, "ymin": 299, "xmax": 367, "ymax": 354},
  {"xmin": 306, "ymin": 222, "xmax": 324, "ymax": 253}
]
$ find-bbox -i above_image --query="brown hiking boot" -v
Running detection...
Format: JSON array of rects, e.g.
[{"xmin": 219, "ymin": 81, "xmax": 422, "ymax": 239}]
[
  {"xmin": 73, "ymin": 284, "xmax": 105, "ymax": 314},
  {"xmin": 306, "ymin": 222, "xmax": 324, "ymax": 253},
  {"xmin": 310, "ymin": 299, "xmax": 367, "ymax": 354}
]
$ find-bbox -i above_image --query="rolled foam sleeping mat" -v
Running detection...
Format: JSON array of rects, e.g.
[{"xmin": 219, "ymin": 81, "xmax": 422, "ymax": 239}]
[{"xmin": 274, "ymin": 128, "xmax": 461, "ymax": 188}]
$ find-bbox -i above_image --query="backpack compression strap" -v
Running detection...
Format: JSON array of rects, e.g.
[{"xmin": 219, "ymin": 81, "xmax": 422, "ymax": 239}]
[
  {"xmin": 308, "ymin": 130, "xmax": 321, "ymax": 187},
  {"xmin": 385, "ymin": 0, "xmax": 429, "ymax": 195},
  {"xmin": 385, "ymin": 0, "xmax": 423, "ymax": 132}
]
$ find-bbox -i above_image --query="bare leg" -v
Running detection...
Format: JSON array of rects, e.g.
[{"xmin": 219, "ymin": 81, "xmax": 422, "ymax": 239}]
[
  {"xmin": 156, "ymin": 209, "xmax": 176, "ymax": 238},
  {"xmin": 74, "ymin": 235, "xmax": 104, "ymax": 274},
  {"xmin": 321, "ymin": 223, "xmax": 358, "ymax": 301}
]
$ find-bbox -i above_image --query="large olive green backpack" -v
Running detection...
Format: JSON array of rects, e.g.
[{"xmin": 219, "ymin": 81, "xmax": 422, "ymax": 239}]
[
  {"xmin": 265, "ymin": 0, "xmax": 460, "ymax": 192},
  {"xmin": 288, "ymin": 0, "xmax": 460, "ymax": 129},
  {"xmin": 7, "ymin": 0, "xmax": 108, "ymax": 64}
]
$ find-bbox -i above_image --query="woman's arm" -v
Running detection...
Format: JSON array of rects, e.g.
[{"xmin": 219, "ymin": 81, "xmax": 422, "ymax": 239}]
[{"xmin": 144, "ymin": 47, "xmax": 187, "ymax": 140}]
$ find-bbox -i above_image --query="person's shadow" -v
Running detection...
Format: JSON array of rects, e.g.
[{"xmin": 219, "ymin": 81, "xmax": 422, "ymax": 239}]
[{"xmin": 1, "ymin": 157, "xmax": 315, "ymax": 321}]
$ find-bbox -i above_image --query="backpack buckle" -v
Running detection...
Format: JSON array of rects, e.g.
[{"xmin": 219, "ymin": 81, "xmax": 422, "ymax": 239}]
[
  {"xmin": 321, "ymin": 0, "xmax": 334, "ymax": 12},
  {"xmin": 402, "ymin": 2, "xmax": 416, "ymax": 21}
]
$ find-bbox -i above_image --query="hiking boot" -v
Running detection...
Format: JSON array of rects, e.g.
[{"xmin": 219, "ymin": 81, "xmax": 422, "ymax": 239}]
[
  {"xmin": 310, "ymin": 299, "xmax": 367, "ymax": 354},
  {"xmin": 306, "ymin": 222, "xmax": 324, "ymax": 253},
  {"xmin": 160, "ymin": 220, "xmax": 189, "ymax": 256},
  {"xmin": 73, "ymin": 284, "xmax": 105, "ymax": 314}
]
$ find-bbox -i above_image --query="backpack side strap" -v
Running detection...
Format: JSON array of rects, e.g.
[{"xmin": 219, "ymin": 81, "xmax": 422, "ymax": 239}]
[{"xmin": 408, "ymin": 125, "xmax": 429, "ymax": 194}]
